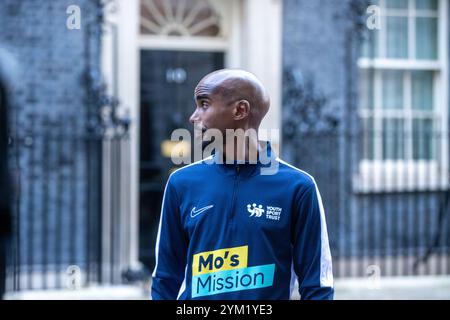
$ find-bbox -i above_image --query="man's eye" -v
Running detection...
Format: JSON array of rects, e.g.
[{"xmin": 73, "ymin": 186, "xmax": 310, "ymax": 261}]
[{"xmin": 200, "ymin": 101, "xmax": 208, "ymax": 108}]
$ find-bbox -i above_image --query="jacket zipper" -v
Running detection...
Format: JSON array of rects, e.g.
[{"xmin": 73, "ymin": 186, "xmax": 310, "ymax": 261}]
[{"xmin": 229, "ymin": 165, "xmax": 240, "ymax": 221}]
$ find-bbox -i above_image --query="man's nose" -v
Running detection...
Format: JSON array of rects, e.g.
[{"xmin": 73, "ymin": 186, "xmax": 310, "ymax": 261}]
[{"xmin": 189, "ymin": 109, "xmax": 200, "ymax": 124}]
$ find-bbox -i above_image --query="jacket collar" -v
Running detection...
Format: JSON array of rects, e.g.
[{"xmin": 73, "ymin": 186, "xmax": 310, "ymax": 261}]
[{"xmin": 210, "ymin": 141, "xmax": 277, "ymax": 177}]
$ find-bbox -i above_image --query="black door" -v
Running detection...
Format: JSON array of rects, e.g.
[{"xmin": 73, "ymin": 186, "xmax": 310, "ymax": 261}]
[{"xmin": 139, "ymin": 50, "xmax": 224, "ymax": 271}]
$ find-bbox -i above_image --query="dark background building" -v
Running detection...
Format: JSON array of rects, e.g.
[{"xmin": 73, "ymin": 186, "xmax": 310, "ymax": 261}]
[{"xmin": 0, "ymin": 0, "xmax": 449, "ymax": 298}]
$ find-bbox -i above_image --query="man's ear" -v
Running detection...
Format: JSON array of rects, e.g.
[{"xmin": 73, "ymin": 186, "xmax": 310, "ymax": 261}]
[{"xmin": 233, "ymin": 100, "xmax": 250, "ymax": 120}]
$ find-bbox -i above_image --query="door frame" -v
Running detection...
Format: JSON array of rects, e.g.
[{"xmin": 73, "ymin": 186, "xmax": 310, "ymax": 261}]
[{"xmin": 101, "ymin": 0, "xmax": 282, "ymax": 272}]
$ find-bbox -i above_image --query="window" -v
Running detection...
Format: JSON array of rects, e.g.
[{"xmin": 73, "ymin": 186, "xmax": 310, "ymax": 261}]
[
  {"xmin": 140, "ymin": 0, "xmax": 222, "ymax": 37},
  {"xmin": 357, "ymin": 0, "xmax": 448, "ymax": 192},
  {"xmin": 362, "ymin": 0, "xmax": 439, "ymax": 60}
]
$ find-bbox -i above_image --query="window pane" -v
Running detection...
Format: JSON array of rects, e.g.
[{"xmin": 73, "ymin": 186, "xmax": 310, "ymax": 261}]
[
  {"xmin": 362, "ymin": 117, "xmax": 375, "ymax": 160},
  {"xmin": 359, "ymin": 70, "xmax": 375, "ymax": 109},
  {"xmin": 412, "ymin": 71, "xmax": 434, "ymax": 110},
  {"xmin": 385, "ymin": 0, "xmax": 408, "ymax": 9},
  {"xmin": 383, "ymin": 118, "xmax": 405, "ymax": 160},
  {"xmin": 386, "ymin": 17, "xmax": 408, "ymax": 58},
  {"xmin": 382, "ymin": 70, "xmax": 404, "ymax": 109},
  {"xmin": 413, "ymin": 119, "xmax": 434, "ymax": 160},
  {"xmin": 416, "ymin": 0, "xmax": 438, "ymax": 10},
  {"xmin": 416, "ymin": 17, "xmax": 438, "ymax": 60}
]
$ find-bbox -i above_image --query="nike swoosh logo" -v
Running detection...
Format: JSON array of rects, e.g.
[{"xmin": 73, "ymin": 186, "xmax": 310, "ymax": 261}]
[{"xmin": 190, "ymin": 205, "xmax": 214, "ymax": 218}]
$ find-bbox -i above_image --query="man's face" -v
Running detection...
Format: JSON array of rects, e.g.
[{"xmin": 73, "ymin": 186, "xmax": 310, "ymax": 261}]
[{"xmin": 189, "ymin": 78, "xmax": 236, "ymax": 139}]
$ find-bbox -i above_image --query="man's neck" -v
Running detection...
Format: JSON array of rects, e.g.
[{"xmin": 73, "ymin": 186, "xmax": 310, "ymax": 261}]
[{"xmin": 222, "ymin": 137, "xmax": 261, "ymax": 163}]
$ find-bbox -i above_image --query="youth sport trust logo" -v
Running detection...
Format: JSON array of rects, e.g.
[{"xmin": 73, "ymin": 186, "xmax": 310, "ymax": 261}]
[
  {"xmin": 247, "ymin": 203, "xmax": 264, "ymax": 217},
  {"xmin": 247, "ymin": 203, "xmax": 282, "ymax": 221},
  {"xmin": 191, "ymin": 245, "xmax": 275, "ymax": 298}
]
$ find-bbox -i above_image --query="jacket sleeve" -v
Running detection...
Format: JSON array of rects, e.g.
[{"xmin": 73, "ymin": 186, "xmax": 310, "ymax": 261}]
[
  {"xmin": 151, "ymin": 175, "xmax": 188, "ymax": 300},
  {"xmin": 291, "ymin": 180, "xmax": 334, "ymax": 300}
]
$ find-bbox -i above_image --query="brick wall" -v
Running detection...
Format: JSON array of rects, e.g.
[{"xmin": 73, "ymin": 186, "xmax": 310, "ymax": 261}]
[{"xmin": 0, "ymin": 0, "xmax": 101, "ymax": 282}]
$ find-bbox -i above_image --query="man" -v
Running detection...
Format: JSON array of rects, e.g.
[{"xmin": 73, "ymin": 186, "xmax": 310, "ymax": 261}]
[{"xmin": 151, "ymin": 69, "xmax": 333, "ymax": 300}]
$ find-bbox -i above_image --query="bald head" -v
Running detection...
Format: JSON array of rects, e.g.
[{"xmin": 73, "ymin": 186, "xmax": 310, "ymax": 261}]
[{"xmin": 194, "ymin": 69, "xmax": 270, "ymax": 128}]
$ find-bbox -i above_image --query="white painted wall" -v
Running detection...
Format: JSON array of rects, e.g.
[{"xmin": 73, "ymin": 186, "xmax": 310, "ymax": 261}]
[
  {"xmin": 102, "ymin": 0, "xmax": 141, "ymax": 271},
  {"xmin": 241, "ymin": 0, "xmax": 283, "ymax": 154}
]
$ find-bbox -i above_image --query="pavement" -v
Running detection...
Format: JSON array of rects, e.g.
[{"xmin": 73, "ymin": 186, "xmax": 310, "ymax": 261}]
[
  {"xmin": 333, "ymin": 276, "xmax": 450, "ymax": 300},
  {"xmin": 4, "ymin": 276, "xmax": 450, "ymax": 300}
]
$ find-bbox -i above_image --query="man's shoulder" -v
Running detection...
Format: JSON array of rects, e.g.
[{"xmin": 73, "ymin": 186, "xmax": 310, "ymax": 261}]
[
  {"xmin": 168, "ymin": 156, "xmax": 214, "ymax": 182},
  {"xmin": 274, "ymin": 157, "xmax": 316, "ymax": 187}
]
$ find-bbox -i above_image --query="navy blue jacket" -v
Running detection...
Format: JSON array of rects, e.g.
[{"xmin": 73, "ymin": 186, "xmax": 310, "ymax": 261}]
[{"xmin": 151, "ymin": 142, "xmax": 334, "ymax": 300}]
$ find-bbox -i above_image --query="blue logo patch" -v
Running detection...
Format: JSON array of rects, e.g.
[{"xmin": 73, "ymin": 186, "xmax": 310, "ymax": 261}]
[{"xmin": 192, "ymin": 264, "xmax": 275, "ymax": 298}]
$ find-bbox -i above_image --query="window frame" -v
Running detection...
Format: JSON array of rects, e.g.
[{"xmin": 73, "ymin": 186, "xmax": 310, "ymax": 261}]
[{"xmin": 355, "ymin": 0, "xmax": 449, "ymax": 193}]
